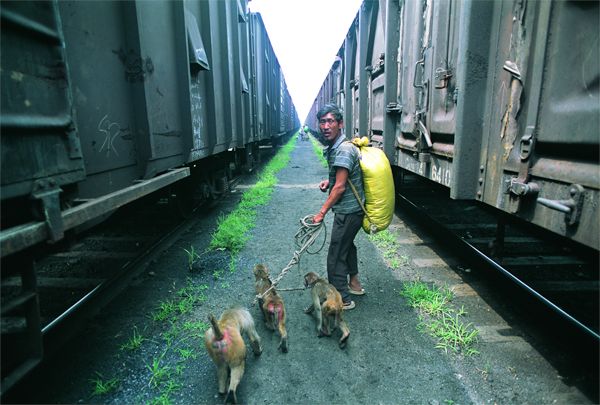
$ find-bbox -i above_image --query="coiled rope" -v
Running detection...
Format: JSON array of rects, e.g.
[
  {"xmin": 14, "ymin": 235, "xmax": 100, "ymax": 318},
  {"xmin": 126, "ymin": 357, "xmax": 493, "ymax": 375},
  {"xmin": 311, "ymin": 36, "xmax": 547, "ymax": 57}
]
[{"xmin": 253, "ymin": 214, "xmax": 326, "ymax": 305}]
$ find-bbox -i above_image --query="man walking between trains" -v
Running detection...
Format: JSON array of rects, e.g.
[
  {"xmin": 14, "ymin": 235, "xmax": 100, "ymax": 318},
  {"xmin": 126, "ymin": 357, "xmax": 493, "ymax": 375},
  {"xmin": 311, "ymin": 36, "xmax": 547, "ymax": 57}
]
[{"xmin": 312, "ymin": 104, "xmax": 365, "ymax": 310}]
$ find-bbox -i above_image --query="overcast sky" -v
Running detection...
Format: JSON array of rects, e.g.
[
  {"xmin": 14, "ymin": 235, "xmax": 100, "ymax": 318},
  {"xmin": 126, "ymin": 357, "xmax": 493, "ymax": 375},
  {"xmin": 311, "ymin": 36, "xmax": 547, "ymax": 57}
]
[{"xmin": 248, "ymin": 0, "xmax": 363, "ymax": 123}]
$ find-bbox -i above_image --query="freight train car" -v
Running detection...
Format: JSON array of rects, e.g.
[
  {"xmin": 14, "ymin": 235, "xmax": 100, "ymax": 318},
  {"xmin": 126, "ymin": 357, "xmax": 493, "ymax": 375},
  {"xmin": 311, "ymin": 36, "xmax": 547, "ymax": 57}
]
[
  {"xmin": 308, "ymin": 0, "xmax": 599, "ymax": 252},
  {"xmin": 0, "ymin": 0, "xmax": 298, "ymax": 392}
]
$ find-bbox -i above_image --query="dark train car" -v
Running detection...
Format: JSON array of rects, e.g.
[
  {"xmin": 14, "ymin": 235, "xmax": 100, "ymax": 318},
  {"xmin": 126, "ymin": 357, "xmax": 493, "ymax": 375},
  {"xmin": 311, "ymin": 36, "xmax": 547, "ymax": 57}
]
[
  {"xmin": 280, "ymin": 73, "xmax": 298, "ymax": 134},
  {"xmin": 309, "ymin": 0, "xmax": 599, "ymax": 252},
  {"xmin": 249, "ymin": 13, "xmax": 299, "ymax": 145},
  {"xmin": 0, "ymin": 0, "xmax": 298, "ymax": 392},
  {"xmin": 0, "ymin": 0, "xmax": 299, "ymax": 258}
]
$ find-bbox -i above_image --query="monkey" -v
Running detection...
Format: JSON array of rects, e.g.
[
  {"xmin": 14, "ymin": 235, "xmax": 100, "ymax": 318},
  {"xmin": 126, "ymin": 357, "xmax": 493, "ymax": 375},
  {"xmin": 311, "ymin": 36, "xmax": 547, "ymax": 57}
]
[
  {"xmin": 204, "ymin": 307, "xmax": 262, "ymax": 404},
  {"xmin": 303, "ymin": 271, "xmax": 350, "ymax": 349},
  {"xmin": 253, "ymin": 264, "xmax": 288, "ymax": 353}
]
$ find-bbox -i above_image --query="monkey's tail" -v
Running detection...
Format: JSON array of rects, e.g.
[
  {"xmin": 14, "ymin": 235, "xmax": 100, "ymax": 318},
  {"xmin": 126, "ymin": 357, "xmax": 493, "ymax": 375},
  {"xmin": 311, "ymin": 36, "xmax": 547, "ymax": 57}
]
[
  {"xmin": 338, "ymin": 318, "xmax": 350, "ymax": 349},
  {"xmin": 208, "ymin": 314, "xmax": 224, "ymax": 341}
]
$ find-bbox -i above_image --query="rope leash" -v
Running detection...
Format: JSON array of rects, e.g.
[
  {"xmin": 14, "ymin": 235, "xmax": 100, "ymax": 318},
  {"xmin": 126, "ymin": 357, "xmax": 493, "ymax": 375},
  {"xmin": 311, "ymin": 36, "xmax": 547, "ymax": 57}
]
[{"xmin": 253, "ymin": 214, "xmax": 326, "ymax": 305}]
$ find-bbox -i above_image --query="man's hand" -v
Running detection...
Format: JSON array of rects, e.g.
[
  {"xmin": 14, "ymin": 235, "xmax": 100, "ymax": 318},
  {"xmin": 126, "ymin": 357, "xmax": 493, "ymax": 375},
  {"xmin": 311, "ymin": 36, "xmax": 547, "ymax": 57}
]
[
  {"xmin": 319, "ymin": 180, "xmax": 329, "ymax": 192},
  {"xmin": 313, "ymin": 212, "xmax": 325, "ymax": 223}
]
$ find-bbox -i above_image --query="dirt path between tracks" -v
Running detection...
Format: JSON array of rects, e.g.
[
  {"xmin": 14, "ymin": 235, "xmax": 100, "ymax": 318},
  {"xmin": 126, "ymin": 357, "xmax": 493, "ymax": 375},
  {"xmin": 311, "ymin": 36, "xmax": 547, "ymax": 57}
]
[{"xmin": 17, "ymin": 138, "xmax": 594, "ymax": 404}]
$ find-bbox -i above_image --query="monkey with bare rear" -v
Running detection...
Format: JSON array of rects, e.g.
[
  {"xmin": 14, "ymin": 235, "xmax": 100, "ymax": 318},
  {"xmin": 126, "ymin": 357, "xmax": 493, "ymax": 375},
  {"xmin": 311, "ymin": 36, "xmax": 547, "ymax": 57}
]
[
  {"xmin": 253, "ymin": 264, "xmax": 288, "ymax": 352},
  {"xmin": 303, "ymin": 271, "xmax": 350, "ymax": 349},
  {"xmin": 204, "ymin": 307, "xmax": 262, "ymax": 404}
]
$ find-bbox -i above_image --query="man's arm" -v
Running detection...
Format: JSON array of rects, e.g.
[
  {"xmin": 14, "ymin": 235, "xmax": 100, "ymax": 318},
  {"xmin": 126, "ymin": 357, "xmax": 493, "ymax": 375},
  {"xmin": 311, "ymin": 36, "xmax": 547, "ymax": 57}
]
[{"xmin": 313, "ymin": 167, "xmax": 348, "ymax": 223}]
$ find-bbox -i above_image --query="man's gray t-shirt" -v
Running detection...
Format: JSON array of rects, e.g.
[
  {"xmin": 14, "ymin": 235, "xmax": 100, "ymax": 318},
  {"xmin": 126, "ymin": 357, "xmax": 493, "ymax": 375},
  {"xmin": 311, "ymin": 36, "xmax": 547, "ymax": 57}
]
[{"xmin": 324, "ymin": 135, "xmax": 365, "ymax": 214}]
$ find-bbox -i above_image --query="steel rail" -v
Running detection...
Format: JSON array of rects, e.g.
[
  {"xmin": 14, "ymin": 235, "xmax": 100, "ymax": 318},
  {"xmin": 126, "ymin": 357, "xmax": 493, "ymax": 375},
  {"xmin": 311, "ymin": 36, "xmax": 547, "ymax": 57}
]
[
  {"xmin": 40, "ymin": 169, "xmax": 249, "ymax": 352},
  {"xmin": 396, "ymin": 192, "xmax": 600, "ymax": 342},
  {"xmin": 40, "ymin": 199, "xmax": 201, "ymax": 354}
]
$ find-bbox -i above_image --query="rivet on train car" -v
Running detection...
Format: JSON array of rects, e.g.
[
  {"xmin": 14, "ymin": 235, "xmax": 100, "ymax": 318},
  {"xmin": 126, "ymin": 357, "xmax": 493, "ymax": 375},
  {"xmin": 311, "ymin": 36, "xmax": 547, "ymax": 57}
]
[
  {"xmin": 477, "ymin": 191, "xmax": 482, "ymax": 198},
  {"xmin": 480, "ymin": 165, "xmax": 484, "ymax": 172},
  {"xmin": 478, "ymin": 178, "xmax": 483, "ymax": 184}
]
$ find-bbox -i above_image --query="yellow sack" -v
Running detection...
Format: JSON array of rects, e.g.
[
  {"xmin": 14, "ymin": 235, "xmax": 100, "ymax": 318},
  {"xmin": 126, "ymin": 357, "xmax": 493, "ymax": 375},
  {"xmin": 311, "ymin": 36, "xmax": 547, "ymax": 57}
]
[{"xmin": 351, "ymin": 137, "xmax": 395, "ymax": 233}]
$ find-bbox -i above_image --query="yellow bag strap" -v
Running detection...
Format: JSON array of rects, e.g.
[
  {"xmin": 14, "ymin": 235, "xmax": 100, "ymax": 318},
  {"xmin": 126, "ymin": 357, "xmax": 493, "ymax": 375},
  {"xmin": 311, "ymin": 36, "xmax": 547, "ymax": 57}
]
[
  {"xmin": 347, "ymin": 179, "xmax": 367, "ymax": 216},
  {"xmin": 347, "ymin": 180, "xmax": 377, "ymax": 233}
]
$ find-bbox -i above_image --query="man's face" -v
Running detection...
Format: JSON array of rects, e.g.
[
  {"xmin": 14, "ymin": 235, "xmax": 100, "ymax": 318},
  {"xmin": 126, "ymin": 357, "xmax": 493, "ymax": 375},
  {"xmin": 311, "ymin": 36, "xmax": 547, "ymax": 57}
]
[{"xmin": 319, "ymin": 113, "xmax": 343, "ymax": 143}]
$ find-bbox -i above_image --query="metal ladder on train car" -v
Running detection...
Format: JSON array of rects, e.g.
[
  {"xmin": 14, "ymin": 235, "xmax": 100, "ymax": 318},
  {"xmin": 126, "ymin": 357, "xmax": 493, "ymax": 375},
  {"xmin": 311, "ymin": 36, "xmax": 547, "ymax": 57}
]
[{"xmin": 1, "ymin": 251, "xmax": 43, "ymax": 396}]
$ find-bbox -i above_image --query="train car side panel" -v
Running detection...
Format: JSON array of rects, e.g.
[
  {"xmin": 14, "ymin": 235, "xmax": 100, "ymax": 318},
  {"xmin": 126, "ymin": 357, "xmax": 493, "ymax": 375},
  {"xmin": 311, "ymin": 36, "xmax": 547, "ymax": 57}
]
[
  {"xmin": 57, "ymin": 1, "xmax": 193, "ymax": 199},
  {"xmin": 1, "ymin": 1, "xmax": 85, "ymax": 203},
  {"xmin": 479, "ymin": 0, "xmax": 599, "ymax": 249}
]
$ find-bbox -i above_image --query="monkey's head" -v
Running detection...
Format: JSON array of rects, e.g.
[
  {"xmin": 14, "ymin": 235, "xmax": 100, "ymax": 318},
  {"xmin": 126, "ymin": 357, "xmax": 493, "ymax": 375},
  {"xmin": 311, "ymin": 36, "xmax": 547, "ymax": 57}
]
[
  {"xmin": 253, "ymin": 264, "xmax": 269, "ymax": 280},
  {"xmin": 303, "ymin": 272, "xmax": 319, "ymax": 288}
]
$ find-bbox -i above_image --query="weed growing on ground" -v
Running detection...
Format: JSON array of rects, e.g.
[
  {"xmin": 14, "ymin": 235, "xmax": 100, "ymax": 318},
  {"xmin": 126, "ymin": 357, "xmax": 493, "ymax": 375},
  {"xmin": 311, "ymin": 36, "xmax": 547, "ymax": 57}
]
[
  {"xmin": 209, "ymin": 135, "xmax": 296, "ymax": 253},
  {"xmin": 147, "ymin": 356, "xmax": 171, "ymax": 388},
  {"xmin": 183, "ymin": 245, "xmax": 202, "ymax": 271},
  {"xmin": 209, "ymin": 210, "xmax": 254, "ymax": 253},
  {"xmin": 368, "ymin": 227, "xmax": 479, "ymax": 356},
  {"xmin": 120, "ymin": 326, "xmax": 145, "ymax": 351},
  {"xmin": 177, "ymin": 347, "xmax": 198, "ymax": 361},
  {"xmin": 152, "ymin": 299, "xmax": 177, "ymax": 322},
  {"xmin": 401, "ymin": 281, "xmax": 452, "ymax": 317},
  {"xmin": 368, "ymin": 230, "xmax": 405, "ymax": 270},
  {"xmin": 133, "ymin": 279, "xmax": 210, "ymax": 401},
  {"xmin": 152, "ymin": 280, "xmax": 208, "ymax": 323},
  {"xmin": 90, "ymin": 372, "xmax": 120, "ymax": 396},
  {"xmin": 401, "ymin": 281, "xmax": 479, "ymax": 356},
  {"xmin": 182, "ymin": 320, "xmax": 209, "ymax": 338},
  {"xmin": 212, "ymin": 269, "xmax": 223, "ymax": 280},
  {"xmin": 228, "ymin": 254, "xmax": 237, "ymax": 273}
]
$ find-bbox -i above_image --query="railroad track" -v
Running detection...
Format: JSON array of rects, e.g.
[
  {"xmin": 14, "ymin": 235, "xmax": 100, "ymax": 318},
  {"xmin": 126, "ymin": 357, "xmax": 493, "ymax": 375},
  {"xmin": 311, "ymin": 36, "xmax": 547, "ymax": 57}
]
[
  {"xmin": 1, "ymin": 189, "xmax": 201, "ymax": 370},
  {"xmin": 395, "ymin": 171, "xmax": 599, "ymax": 342},
  {"xmin": 0, "ymin": 147, "xmax": 275, "ymax": 396}
]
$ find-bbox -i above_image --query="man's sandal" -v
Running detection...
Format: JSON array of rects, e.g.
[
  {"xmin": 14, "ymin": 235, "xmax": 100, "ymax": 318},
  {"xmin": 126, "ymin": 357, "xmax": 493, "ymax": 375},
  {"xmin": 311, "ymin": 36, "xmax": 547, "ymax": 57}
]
[
  {"xmin": 348, "ymin": 286, "xmax": 365, "ymax": 296},
  {"xmin": 342, "ymin": 301, "xmax": 356, "ymax": 310}
]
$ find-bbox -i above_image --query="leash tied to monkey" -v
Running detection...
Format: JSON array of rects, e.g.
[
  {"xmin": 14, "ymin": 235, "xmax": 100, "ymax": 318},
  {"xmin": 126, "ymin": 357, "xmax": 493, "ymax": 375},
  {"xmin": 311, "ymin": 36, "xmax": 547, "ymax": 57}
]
[{"xmin": 253, "ymin": 214, "xmax": 326, "ymax": 305}]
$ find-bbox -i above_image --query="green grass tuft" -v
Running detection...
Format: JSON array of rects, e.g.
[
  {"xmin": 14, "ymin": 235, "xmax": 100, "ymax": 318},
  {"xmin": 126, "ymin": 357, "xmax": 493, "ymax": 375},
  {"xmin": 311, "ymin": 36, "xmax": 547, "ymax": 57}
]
[
  {"xmin": 401, "ymin": 281, "xmax": 452, "ymax": 316},
  {"xmin": 368, "ymin": 230, "xmax": 406, "ymax": 270},
  {"xmin": 90, "ymin": 373, "xmax": 120, "ymax": 396},
  {"xmin": 120, "ymin": 326, "xmax": 145, "ymax": 351},
  {"xmin": 401, "ymin": 281, "xmax": 479, "ymax": 355}
]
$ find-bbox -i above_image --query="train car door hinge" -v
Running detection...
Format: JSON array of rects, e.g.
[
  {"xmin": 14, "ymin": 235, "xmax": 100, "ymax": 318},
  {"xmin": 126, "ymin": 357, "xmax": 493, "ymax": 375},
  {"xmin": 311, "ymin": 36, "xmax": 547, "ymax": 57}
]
[
  {"xmin": 505, "ymin": 125, "xmax": 538, "ymax": 213},
  {"xmin": 414, "ymin": 117, "xmax": 433, "ymax": 163},
  {"xmin": 386, "ymin": 102, "xmax": 402, "ymax": 114},
  {"xmin": 519, "ymin": 126, "xmax": 535, "ymax": 160},
  {"xmin": 434, "ymin": 67, "xmax": 452, "ymax": 89}
]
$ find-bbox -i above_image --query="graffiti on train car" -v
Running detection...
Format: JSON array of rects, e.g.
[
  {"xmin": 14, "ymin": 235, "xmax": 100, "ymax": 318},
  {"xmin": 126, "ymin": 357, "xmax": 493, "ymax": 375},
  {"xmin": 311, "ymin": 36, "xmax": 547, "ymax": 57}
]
[
  {"xmin": 113, "ymin": 49, "xmax": 155, "ymax": 83},
  {"xmin": 191, "ymin": 88, "xmax": 206, "ymax": 148},
  {"xmin": 97, "ymin": 114, "xmax": 131, "ymax": 157}
]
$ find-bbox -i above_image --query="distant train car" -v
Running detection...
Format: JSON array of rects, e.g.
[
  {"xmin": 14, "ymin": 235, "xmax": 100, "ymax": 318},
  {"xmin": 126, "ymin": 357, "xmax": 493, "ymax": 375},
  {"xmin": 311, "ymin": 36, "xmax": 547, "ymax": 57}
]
[
  {"xmin": 0, "ymin": 0, "xmax": 298, "ymax": 391},
  {"xmin": 0, "ymin": 0, "xmax": 299, "ymax": 257},
  {"xmin": 309, "ymin": 0, "xmax": 599, "ymax": 251}
]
